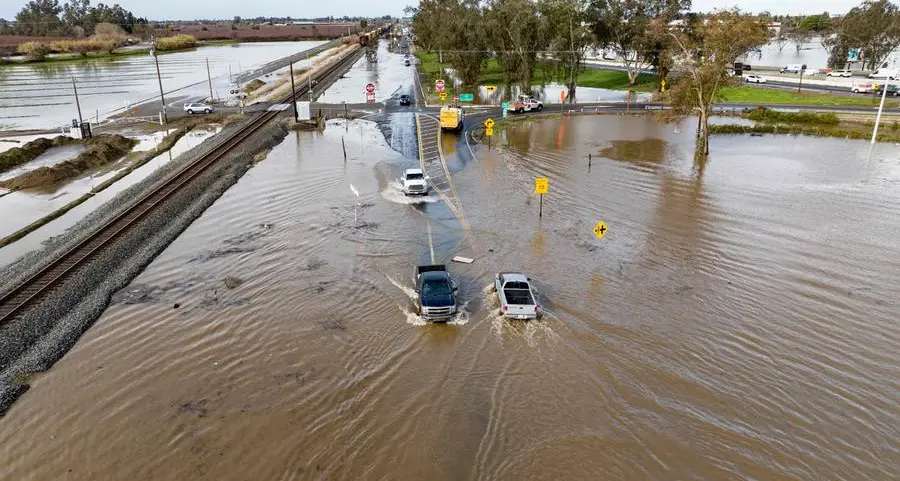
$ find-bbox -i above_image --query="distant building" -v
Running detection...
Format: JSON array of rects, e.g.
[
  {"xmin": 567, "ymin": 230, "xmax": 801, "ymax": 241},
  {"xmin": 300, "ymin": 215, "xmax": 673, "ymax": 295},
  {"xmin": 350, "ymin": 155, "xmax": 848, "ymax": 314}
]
[{"xmin": 767, "ymin": 22, "xmax": 782, "ymax": 36}]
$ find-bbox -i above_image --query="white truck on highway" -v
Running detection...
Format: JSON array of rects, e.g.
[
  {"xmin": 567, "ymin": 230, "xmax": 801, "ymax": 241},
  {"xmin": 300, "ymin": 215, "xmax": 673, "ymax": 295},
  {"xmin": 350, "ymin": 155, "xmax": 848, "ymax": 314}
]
[
  {"xmin": 401, "ymin": 168, "xmax": 429, "ymax": 196},
  {"xmin": 494, "ymin": 273, "xmax": 540, "ymax": 320},
  {"xmin": 869, "ymin": 68, "xmax": 899, "ymax": 80}
]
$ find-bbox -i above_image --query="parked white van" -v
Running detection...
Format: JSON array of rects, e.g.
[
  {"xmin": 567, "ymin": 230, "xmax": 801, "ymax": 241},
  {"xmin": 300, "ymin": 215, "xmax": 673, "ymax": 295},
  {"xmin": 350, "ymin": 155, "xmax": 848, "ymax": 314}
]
[{"xmin": 780, "ymin": 64, "xmax": 804, "ymax": 74}]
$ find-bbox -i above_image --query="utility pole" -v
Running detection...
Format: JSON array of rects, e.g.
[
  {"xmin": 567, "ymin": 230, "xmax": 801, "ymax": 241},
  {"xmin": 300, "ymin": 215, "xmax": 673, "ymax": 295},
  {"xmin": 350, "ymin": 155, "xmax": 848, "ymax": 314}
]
[
  {"xmin": 797, "ymin": 63, "xmax": 807, "ymax": 93},
  {"xmin": 206, "ymin": 58, "xmax": 214, "ymax": 102},
  {"xmin": 307, "ymin": 52, "xmax": 313, "ymax": 101},
  {"xmin": 152, "ymin": 47, "xmax": 167, "ymax": 124},
  {"xmin": 71, "ymin": 77, "xmax": 84, "ymax": 129},
  {"xmin": 289, "ymin": 60, "xmax": 298, "ymax": 121}
]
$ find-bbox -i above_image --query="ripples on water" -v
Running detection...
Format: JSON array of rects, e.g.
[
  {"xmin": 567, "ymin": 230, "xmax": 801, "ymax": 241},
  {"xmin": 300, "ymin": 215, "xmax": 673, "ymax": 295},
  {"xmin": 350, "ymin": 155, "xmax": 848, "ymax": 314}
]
[{"xmin": 0, "ymin": 115, "xmax": 898, "ymax": 481}]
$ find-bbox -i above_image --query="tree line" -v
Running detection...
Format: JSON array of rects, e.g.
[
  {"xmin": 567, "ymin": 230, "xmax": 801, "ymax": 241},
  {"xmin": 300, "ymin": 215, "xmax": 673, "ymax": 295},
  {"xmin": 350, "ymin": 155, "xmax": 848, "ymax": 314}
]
[
  {"xmin": 408, "ymin": 0, "xmax": 771, "ymax": 155},
  {"xmin": 0, "ymin": 0, "xmax": 149, "ymax": 38}
]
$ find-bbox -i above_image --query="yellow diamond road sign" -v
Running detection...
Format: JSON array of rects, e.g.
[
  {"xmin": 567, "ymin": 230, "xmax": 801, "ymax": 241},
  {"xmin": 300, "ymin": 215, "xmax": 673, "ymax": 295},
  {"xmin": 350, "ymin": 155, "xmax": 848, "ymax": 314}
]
[
  {"xmin": 535, "ymin": 177, "xmax": 549, "ymax": 195},
  {"xmin": 593, "ymin": 221, "xmax": 609, "ymax": 241},
  {"xmin": 439, "ymin": 92, "xmax": 447, "ymax": 100},
  {"xmin": 484, "ymin": 118, "xmax": 495, "ymax": 129}
]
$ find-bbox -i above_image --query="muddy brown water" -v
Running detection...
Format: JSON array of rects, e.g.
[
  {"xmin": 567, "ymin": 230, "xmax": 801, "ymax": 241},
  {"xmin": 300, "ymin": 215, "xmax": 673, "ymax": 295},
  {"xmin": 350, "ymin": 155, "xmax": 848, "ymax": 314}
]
[{"xmin": 1, "ymin": 115, "xmax": 898, "ymax": 480}]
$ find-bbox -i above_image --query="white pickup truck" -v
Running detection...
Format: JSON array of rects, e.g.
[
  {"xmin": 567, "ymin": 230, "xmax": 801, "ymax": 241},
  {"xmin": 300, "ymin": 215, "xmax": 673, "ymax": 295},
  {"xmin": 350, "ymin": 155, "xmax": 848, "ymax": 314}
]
[
  {"xmin": 401, "ymin": 168, "xmax": 428, "ymax": 196},
  {"xmin": 494, "ymin": 273, "xmax": 540, "ymax": 319},
  {"xmin": 507, "ymin": 94, "xmax": 544, "ymax": 114}
]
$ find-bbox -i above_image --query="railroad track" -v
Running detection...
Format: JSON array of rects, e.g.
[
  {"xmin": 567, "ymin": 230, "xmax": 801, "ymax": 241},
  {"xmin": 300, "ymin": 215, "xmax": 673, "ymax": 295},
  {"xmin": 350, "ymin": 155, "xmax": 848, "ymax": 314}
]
[{"xmin": 0, "ymin": 47, "xmax": 364, "ymax": 326}]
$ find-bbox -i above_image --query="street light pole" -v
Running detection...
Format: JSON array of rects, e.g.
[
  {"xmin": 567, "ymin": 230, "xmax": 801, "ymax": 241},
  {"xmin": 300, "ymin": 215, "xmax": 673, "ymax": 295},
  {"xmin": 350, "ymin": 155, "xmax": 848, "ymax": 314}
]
[{"xmin": 871, "ymin": 58, "xmax": 896, "ymax": 145}]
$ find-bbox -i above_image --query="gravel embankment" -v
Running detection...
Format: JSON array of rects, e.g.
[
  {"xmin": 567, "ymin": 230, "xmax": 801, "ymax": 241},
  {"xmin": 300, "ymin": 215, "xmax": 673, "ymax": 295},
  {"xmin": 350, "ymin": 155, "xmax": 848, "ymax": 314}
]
[{"xmin": 0, "ymin": 113, "xmax": 292, "ymax": 416}]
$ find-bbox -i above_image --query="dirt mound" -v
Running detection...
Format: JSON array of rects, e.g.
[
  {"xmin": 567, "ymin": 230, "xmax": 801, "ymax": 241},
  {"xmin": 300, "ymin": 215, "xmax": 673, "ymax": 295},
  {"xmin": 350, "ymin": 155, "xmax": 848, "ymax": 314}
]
[
  {"xmin": 0, "ymin": 135, "xmax": 137, "ymax": 190},
  {"xmin": 0, "ymin": 136, "xmax": 79, "ymax": 173}
]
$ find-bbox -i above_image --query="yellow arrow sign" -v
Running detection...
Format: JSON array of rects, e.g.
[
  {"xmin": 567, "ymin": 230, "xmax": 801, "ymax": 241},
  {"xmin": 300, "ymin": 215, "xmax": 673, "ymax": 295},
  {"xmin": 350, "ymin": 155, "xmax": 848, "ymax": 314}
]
[
  {"xmin": 535, "ymin": 177, "xmax": 549, "ymax": 195},
  {"xmin": 485, "ymin": 85, "xmax": 497, "ymax": 93},
  {"xmin": 484, "ymin": 118, "xmax": 495, "ymax": 128},
  {"xmin": 593, "ymin": 221, "xmax": 609, "ymax": 241}
]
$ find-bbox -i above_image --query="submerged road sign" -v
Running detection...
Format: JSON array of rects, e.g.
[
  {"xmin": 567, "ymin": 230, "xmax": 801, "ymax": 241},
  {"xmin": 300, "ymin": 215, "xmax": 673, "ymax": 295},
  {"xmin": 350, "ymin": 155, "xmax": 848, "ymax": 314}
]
[
  {"xmin": 366, "ymin": 82, "xmax": 375, "ymax": 94},
  {"xmin": 535, "ymin": 177, "xmax": 549, "ymax": 195},
  {"xmin": 593, "ymin": 221, "xmax": 609, "ymax": 241}
]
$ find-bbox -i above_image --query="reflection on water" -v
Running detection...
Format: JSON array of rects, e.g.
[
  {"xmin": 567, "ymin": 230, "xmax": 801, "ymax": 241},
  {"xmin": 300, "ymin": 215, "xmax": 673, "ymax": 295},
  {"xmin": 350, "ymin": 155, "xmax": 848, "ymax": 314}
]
[{"xmin": 0, "ymin": 115, "xmax": 898, "ymax": 481}]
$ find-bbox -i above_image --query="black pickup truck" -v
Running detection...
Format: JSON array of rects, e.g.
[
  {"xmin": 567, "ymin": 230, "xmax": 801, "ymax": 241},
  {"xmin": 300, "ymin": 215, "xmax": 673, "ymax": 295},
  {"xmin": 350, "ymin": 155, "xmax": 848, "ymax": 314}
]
[{"xmin": 415, "ymin": 265, "xmax": 459, "ymax": 321}]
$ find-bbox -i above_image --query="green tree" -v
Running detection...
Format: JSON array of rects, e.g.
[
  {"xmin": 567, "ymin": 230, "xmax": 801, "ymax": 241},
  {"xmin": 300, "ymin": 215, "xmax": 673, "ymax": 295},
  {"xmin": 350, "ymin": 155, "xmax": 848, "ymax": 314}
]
[
  {"xmin": 798, "ymin": 13, "xmax": 833, "ymax": 33},
  {"xmin": 446, "ymin": 0, "xmax": 489, "ymax": 86},
  {"xmin": 541, "ymin": 0, "xmax": 593, "ymax": 102},
  {"xmin": 15, "ymin": 0, "xmax": 65, "ymax": 36},
  {"xmin": 0, "ymin": 19, "xmax": 11, "ymax": 35},
  {"xmin": 589, "ymin": 0, "xmax": 690, "ymax": 87},
  {"xmin": 485, "ymin": 0, "xmax": 547, "ymax": 91},
  {"xmin": 667, "ymin": 9, "xmax": 769, "ymax": 156},
  {"xmin": 826, "ymin": 0, "xmax": 900, "ymax": 70}
]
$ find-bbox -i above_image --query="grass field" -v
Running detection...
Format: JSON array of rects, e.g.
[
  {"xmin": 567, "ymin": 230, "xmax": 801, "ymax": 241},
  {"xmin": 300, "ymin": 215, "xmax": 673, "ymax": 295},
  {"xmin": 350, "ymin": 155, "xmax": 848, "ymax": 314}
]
[
  {"xmin": 716, "ymin": 86, "xmax": 899, "ymax": 108},
  {"xmin": 414, "ymin": 51, "xmax": 655, "ymax": 93},
  {"xmin": 577, "ymin": 68, "xmax": 655, "ymax": 91}
]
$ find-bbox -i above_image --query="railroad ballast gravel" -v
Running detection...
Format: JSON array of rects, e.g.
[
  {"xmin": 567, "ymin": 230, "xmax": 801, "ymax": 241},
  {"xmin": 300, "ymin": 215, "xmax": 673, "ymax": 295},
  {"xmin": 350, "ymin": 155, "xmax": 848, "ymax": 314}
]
[{"xmin": 0, "ymin": 116, "xmax": 291, "ymax": 416}]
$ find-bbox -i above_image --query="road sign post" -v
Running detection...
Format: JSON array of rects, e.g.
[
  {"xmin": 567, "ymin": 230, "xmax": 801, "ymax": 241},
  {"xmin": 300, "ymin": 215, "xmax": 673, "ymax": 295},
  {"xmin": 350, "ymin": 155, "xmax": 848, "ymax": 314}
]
[
  {"xmin": 535, "ymin": 177, "xmax": 549, "ymax": 218},
  {"xmin": 593, "ymin": 221, "xmax": 609, "ymax": 241}
]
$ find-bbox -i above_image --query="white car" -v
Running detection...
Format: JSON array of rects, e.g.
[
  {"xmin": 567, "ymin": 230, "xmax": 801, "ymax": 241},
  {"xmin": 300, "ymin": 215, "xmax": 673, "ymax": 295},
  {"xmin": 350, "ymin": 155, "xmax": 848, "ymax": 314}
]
[
  {"xmin": 401, "ymin": 168, "xmax": 428, "ymax": 195},
  {"xmin": 828, "ymin": 69, "xmax": 853, "ymax": 78},
  {"xmin": 183, "ymin": 103, "xmax": 214, "ymax": 114},
  {"xmin": 744, "ymin": 74, "xmax": 766, "ymax": 83}
]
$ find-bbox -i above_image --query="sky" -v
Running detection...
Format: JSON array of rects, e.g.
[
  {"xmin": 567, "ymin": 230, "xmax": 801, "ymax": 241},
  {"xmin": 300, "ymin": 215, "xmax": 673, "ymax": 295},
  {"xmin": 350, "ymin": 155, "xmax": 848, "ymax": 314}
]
[{"xmin": 0, "ymin": 0, "xmax": 869, "ymax": 22}]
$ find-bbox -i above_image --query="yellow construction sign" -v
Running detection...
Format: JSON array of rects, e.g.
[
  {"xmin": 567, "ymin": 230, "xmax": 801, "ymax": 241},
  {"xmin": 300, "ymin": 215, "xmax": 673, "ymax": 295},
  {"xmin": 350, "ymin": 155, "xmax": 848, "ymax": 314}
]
[
  {"xmin": 593, "ymin": 221, "xmax": 609, "ymax": 241},
  {"xmin": 535, "ymin": 177, "xmax": 549, "ymax": 195}
]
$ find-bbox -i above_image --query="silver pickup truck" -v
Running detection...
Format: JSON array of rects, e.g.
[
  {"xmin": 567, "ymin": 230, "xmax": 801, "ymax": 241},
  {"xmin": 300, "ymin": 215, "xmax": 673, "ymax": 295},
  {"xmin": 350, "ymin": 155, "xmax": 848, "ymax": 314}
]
[{"xmin": 494, "ymin": 273, "xmax": 540, "ymax": 319}]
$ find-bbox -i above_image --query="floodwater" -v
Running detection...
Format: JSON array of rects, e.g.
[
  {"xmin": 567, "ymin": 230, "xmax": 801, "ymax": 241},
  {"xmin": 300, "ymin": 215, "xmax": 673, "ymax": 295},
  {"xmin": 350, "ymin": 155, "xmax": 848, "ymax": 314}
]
[
  {"xmin": 0, "ymin": 41, "xmax": 325, "ymax": 131},
  {"xmin": 1, "ymin": 111, "xmax": 898, "ymax": 480},
  {"xmin": 318, "ymin": 39, "xmax": 413, "ymax": 104},
  {"xmin": 0, "ymin": 125, "xmax": 220, "ymax": 265}
]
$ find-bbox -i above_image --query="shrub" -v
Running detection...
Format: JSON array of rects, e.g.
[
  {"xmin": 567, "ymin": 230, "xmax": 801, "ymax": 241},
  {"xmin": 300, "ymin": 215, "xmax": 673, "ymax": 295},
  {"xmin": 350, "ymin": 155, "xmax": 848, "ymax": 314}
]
[
  {"xmin": 17, "ymin": 41, "xmax": 51, "ymax": 60},
  {"xmin": 48, "ymin": 39, "xmax": 116, "ymax": 56},
  {"xmin": 746, "ymin": 107, "xmax": 839, "ymax": 125},
  {"xmin": 156, "ymin": 34, "xmax": 197, "ymax": 51}
]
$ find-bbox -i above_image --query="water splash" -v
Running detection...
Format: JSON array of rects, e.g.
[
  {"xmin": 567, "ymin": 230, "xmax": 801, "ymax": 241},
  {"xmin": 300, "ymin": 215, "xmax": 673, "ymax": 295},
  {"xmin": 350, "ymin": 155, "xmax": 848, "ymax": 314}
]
[{"xmin": 381, "ymin": 180, "xmax": 440, "ymax": 205}]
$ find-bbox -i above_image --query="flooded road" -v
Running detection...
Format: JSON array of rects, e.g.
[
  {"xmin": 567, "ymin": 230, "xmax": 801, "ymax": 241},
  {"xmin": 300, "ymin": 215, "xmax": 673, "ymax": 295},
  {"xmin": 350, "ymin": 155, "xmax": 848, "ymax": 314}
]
[{"xmin": 0, "ymin": 111, "xmax": 897, "ymax": 479}]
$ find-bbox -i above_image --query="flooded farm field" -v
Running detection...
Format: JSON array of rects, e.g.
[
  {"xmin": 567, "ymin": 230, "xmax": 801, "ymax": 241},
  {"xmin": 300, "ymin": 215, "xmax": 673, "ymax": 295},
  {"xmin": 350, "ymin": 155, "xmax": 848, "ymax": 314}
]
[
  {"xmin": 0, "ymin": 125, "xmax": 220, "ymax": 266},
  {"xmin": 0, "ymin": 41, "xmax": 325, "ymax": 131},
  {"xmin": 0, "ymin": 113, "xmax": 897, "ymax": 480}
]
